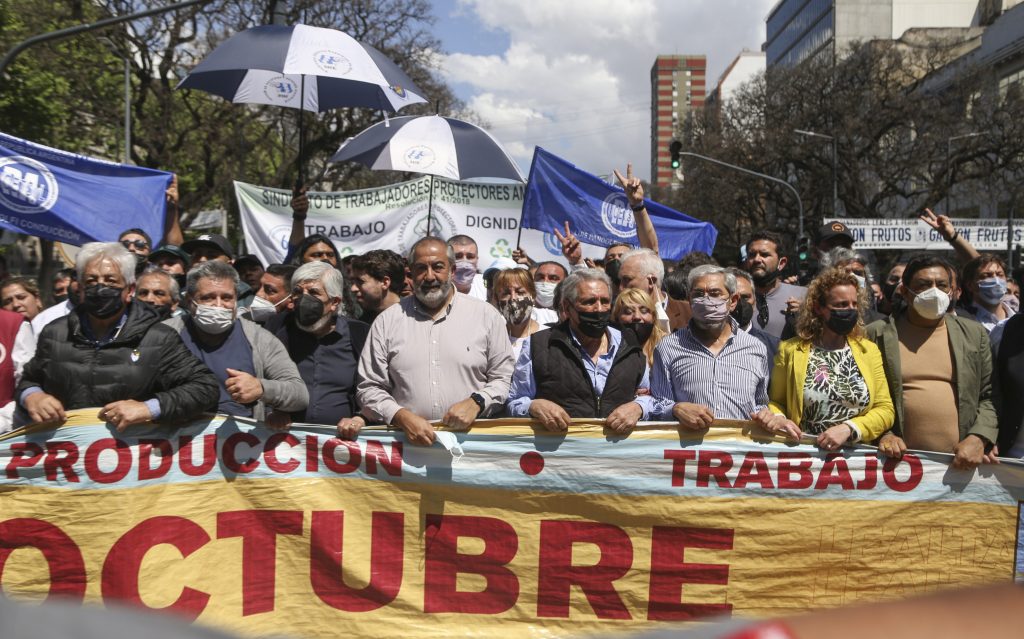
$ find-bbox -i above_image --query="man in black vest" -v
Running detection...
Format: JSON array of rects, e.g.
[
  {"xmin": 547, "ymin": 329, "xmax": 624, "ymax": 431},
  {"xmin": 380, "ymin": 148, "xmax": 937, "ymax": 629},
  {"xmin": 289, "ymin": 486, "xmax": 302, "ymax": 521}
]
[{"xmin": 506, "ymin": 268, "xmax": 657, "ymax": 434}]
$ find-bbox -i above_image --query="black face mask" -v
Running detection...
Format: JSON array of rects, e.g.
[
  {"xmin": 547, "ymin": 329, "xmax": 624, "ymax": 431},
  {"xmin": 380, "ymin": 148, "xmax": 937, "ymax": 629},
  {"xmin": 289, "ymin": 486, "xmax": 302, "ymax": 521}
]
[
  {"xmin": 82, "ymin": 284, "xmax": 125, "ymax": 319},
  {"xmin": 52, "ymin": 294, "xmax": 67, "ymax": 304},
  {"xmin": 621, "ymin": 321, "xmax": 654, "ymax": 344},
  {"xmin": 825, "ymin": 308, "xmax": 859, "ymax": 336},
  {"xmin": 604, "ymin": 260, "xmax": 621, "ymax": 287},
  {"xmin": 731, "ymin": 298, "xmax": 754, "ymax": 327},
  {"xmin": 576, "ymin": 309, "xmax": 610, "ymax": 338},
  {"xmin": 296, "ymin": 294, "xmax": 325, "ymax": 327},
  {"xmin": 140, "ymin": 300, "xmax": 172, "ymax": 321}
]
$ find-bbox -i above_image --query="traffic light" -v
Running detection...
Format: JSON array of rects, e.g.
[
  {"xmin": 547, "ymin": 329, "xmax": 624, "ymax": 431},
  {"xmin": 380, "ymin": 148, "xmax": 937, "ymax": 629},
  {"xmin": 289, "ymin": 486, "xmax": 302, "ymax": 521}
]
[
  {"xmin": 669, "ymin": 140, "xmax": 682, "ymax": 169},
  {"xmin": 797, "ymin": 235, "xmax": 811, "ymax": 262}
]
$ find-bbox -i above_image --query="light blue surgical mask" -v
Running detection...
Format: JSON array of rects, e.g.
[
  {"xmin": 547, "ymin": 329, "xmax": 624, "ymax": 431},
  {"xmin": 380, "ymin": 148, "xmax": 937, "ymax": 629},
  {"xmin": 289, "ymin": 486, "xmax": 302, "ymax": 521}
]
[{"xmin": 977, "ymin": 277, "xmax": 1007, "ymax": 305}]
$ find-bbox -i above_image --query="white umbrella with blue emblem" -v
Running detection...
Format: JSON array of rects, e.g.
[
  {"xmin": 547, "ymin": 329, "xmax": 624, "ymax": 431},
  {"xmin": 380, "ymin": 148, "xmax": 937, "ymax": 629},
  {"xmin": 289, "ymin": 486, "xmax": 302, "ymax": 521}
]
[
  {"xmin": 177, "ymin": 23, "xmax": 428, "ymax": 183},
  {"xmin": 331, "ymin": 114, "xmax": 524, "ymax": 232}
]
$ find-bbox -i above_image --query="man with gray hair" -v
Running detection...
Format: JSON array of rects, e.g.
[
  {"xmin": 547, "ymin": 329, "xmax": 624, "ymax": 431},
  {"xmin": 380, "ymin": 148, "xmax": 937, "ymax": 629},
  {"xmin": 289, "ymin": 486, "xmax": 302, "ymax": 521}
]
[
  {"xmin": 650, "ymin": 264, "xmax": 771, "ymax": 428},
  {"xmin": 269, "ymin": 260, "xmax": 369, "ymax": 435},
  {"xmin": 164, "ymin": 260, "xmax": 307, "ymax": 421},
  {"xmin": 507, "ymin": 268, "xmax": 657, "ymax": 433},
  {"xmin": 136, "ymin": 266, "xmax": 182, "ymax": 319},
  {"xmin": 617, "ymin": 247, "xmax": 670, "ymax": 333},
  {"xmin": 19, "ymin": 242, "xmax": 218, "ymax": 430},
  {"xmin": 357, "ymin": 236, "xmax": 513, "ymax": 445}
]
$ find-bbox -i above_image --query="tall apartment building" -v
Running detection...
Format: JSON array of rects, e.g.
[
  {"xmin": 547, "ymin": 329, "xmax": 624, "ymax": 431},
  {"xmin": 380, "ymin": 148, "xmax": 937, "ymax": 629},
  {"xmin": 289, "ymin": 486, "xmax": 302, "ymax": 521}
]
[
  {"xmin": 765, "ymin": 0, "xmax": 986, "ymax": 68},
  {"xmin": 650, "ymin": 55, "xmax": 705, "ymax": 186}
]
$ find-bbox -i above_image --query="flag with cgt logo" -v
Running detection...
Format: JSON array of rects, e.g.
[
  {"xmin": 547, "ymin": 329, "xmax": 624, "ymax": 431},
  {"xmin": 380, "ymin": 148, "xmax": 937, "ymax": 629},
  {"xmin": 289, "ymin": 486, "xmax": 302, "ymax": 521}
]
[
  {"xmin": 0, "ymin": 132, "xmax": 171, "ymax": 246},
  {"xmin": 520, "ymin": 147, "xmax": 717, "ymax": 260}
]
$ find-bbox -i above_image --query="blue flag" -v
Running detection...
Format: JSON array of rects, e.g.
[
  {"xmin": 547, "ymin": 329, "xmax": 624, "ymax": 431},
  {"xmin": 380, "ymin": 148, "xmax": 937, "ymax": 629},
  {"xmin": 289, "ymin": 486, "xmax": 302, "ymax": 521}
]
[
  {"xmin": 521, "ymin": 147, "xmax": 716, "ymax": 260},
  {"xmin": 0, "ymin": 132, "xmax": 171, "ymax": 246}
]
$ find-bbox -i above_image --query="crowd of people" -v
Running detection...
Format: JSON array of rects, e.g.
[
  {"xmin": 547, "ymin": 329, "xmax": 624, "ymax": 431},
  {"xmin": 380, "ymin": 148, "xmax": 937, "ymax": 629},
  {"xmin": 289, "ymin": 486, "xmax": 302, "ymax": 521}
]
[{"xmin": 2, "ymin": 177, "xmax": 1023, "ymax": 473}]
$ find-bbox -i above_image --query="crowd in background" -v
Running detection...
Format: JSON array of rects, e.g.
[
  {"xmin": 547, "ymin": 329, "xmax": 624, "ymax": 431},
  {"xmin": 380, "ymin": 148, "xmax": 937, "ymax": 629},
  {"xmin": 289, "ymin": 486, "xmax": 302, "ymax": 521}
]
[{"xmin": 2, "ymin": 179, "xmax": 1023, "ymax": 472}]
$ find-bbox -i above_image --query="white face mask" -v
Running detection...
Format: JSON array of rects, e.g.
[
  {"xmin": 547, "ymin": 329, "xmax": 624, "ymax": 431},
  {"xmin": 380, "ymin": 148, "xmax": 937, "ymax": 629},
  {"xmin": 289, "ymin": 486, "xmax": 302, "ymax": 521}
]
[
  {"xmin": 191, "ymin": 303, "xmax": 235, "ymax": 334},
  {"xmin": 853, "ymin": 274, "xmax": 866, "ymax": 290},
  {"xmin": 911, "ymin": 286, "xmax": 950, "ymax": 320},
  {"xmin": 243, "ymin": 295, "xmax": 285, "ymax": 322},
  {"xmin": 535, "ymin": 281, "xmax": 557, "ymax": 308},
  {"xmin": 452, "ymin": 260, "xmax": 477, "ymax": 287}
]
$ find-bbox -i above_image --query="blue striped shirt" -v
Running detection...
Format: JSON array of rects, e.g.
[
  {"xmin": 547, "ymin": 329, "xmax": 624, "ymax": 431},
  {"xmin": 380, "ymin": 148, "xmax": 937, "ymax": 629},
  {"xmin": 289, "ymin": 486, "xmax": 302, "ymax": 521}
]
[{"xmin": 650, "ymin": 319, "xmax": 770, "ymax": 420}]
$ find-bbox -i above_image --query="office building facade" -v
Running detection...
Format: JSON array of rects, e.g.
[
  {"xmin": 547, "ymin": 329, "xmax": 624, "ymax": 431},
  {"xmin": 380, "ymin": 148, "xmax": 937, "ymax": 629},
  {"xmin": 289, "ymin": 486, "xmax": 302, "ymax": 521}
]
[{"xmin": 650, "ymin": 55, "xmax": 706, "ymax": 185}]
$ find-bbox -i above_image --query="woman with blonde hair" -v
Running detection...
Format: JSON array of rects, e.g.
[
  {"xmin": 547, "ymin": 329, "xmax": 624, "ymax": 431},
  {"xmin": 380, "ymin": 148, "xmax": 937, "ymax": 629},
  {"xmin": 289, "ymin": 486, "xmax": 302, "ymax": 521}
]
[
  {"xmin": 612, "ymin": 288, "xmax": 667, "ymax": 365},
  {"xmin": 491, "ymin": 268, "xmax": 546, "ymax": 361},
  {"xmin": 752, "ymin": 268, "xmax": 894, "ymax": 450}
]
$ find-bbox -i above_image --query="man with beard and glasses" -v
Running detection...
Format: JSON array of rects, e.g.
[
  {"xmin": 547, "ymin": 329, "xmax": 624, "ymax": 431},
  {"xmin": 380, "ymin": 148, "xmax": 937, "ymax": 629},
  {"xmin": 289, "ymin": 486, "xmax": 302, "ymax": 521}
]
[
  {"xmin": 164, "ymin": 261, "xmax": 307, "ymax": 421},
  {"xmin": 267, "ymin": 261, "xmax": 369, "ymax": 436},
  {"xmin": 357, "ymin": 237, "xmax": 513, "ymax": 446},
  {"xmin": 650, "ymin": 265, "xmax": 771, "ymax": 428},
  {"xmin": 506, "ymin": 269, "xmax": 657, "ymax": 434},
  {"xmin": 18, "ymin": 242, "xmax": 218, "ymax": 430},
  {"xmin": 742, "ymin": 230, "xmax": 806, "ymax": 339}
]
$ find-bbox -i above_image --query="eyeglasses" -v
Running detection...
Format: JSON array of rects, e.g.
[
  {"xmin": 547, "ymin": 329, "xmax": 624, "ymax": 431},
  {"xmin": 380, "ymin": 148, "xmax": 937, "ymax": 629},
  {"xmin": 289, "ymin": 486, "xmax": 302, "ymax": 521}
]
[{"xmin": 121, "ymin": 239, "xmax": 149, "ymax": 250}]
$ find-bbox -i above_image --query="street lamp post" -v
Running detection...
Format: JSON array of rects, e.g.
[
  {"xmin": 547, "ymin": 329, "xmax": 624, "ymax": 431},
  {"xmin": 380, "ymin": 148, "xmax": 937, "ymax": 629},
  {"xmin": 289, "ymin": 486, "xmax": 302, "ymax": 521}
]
[
  {"xmin": 101, "ymin": 38, "xmax": 131, "ymax": 164},
  {"xmin": 794, "ymin": 129, "xmax": 837, "ymax": 218},
  {"xmin": 677, "ymin": 151, "xmax": 805, "ymax": 240},
  {"xmin": 945, "ymin": 132, "xmax": 985, "ymax": 215}
]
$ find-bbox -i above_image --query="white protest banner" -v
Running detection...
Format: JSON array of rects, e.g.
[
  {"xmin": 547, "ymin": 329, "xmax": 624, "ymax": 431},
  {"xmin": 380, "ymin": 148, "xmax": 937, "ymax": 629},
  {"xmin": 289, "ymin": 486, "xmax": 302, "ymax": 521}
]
[
  {"xmin": 825, "ymin": 218, "xmax": 1024, "ymax": 251},
  {"xmin": 235, "ymin": 177, "xmax": 606, "ymax": 268}
]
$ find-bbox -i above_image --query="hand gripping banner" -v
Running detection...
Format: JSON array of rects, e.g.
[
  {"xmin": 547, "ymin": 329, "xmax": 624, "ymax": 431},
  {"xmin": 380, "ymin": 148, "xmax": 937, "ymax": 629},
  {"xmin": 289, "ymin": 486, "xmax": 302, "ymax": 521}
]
[{"xmin": 1, "ymin": 412, "xmax": 1023, "ymax": 638}]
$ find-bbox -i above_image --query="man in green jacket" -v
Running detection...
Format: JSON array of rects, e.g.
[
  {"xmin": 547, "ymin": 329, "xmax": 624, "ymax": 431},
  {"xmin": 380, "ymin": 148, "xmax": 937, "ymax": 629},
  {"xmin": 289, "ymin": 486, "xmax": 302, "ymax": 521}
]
[{"xmin": 866, "ymin": 255, "xmax": 999, "ymax": 470}]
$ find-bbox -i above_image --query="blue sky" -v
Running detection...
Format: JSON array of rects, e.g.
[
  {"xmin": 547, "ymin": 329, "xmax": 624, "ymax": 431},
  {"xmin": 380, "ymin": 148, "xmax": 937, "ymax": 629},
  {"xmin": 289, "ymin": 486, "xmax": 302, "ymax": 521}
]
[{"xmin": 428, "ymin": 0, "xmax": 775, "ymax": 181}]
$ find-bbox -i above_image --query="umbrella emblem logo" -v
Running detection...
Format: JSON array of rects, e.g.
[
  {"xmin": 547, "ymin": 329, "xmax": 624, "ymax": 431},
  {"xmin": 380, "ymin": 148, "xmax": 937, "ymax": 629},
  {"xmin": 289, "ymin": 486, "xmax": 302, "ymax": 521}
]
[
  {"xmin": 270, "ymin": 224, "xmax": 292, "ymax": 253},
  {"xmin": 390, "ymin": 85, "xmax": 408, "ymax": 98},
  {"xmin": 0, "ymin": 156, "xmax": 59, "ymax": 214},
  {"xmin": 404, "ymin": 146, "xmax": 436, "ymax": 170},
  {"xmin": 263, "ymin": 76, "xmax": 298, "ymax": 103},
  {"xmin": 600, "ymin": 192, "xmax": 636, "ymax": 239},
  {"xmin": 314, "ymin": 50, "xmax": 352, "ymax": 75},
  {"xmin": 543, "ymin": 232, "xmax": 562, "ymax": 256}
]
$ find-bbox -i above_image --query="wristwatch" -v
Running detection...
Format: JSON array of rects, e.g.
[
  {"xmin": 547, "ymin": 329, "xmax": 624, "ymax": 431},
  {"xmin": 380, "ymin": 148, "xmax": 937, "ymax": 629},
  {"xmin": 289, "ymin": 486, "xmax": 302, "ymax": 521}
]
[{"xmin": 470, "ymin": 393, "xmax": 486, "ymax": 415}]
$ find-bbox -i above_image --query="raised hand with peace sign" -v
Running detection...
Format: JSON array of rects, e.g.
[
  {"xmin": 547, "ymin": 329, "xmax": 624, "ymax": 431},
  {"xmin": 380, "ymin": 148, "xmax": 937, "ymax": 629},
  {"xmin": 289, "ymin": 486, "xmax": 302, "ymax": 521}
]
[
  {"xmin": 613, "ymin": 163, "xmax": 645, "ymax": 208},
  {"xmin": 553, "ymin": 221, "xmax": 582, "ymax": 265}
]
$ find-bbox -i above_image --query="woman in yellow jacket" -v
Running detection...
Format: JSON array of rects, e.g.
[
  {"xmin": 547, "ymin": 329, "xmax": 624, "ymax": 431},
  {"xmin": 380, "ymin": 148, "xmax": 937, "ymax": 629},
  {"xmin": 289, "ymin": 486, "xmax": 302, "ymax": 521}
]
[{"xmin": 752, "ymin": 268, "xmax": 895, "ymax": 450}]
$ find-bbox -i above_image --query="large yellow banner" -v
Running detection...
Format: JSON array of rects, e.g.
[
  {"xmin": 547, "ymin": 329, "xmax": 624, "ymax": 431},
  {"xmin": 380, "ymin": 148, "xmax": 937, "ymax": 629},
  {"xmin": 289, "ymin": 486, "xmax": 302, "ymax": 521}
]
[{"xmin": 1, "ymin": 412, "xmax": 1022, "ymax": 638}]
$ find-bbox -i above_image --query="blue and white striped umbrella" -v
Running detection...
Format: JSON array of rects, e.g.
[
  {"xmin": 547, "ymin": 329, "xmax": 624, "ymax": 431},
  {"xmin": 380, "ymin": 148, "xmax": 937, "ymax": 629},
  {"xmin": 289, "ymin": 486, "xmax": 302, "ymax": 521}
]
[
  {"xmin": 331, "ymin": 115, "xmax": 524, "ymax": 182},
  {"xmin": 176, "ymin": 24, "xmax": 427, "ymax": 113}
]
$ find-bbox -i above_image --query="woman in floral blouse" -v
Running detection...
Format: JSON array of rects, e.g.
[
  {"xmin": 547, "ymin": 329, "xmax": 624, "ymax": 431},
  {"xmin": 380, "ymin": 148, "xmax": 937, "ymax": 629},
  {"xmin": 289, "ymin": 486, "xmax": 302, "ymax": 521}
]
[{"xmin": 752, "ymin": 268, "xmax": 895, "ymax": 451}]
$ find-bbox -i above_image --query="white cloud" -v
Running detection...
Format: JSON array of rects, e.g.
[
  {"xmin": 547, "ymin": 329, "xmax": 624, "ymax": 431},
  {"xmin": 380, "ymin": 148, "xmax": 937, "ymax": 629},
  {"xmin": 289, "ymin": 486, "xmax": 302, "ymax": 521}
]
[{"xmin": 437, "ymin": 0, "xmax": 776, "ymax": 181}]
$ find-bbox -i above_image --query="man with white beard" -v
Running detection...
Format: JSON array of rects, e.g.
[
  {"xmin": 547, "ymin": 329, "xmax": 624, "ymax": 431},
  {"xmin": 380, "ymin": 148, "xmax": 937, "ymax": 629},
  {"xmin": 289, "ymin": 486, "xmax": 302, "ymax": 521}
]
[
  {"xmin": 650, "ymin": 265, "xmax": 771, "ymax": 428},
  {"xmin": 357, "ymin": 237, "xmax": 514, "ymax": 446}
]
